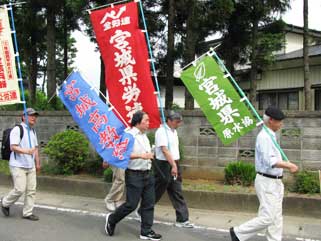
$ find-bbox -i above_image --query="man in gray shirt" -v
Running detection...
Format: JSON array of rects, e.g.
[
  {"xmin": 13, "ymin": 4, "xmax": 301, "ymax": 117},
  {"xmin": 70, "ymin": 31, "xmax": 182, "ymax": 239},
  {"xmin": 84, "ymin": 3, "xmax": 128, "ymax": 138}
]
[{"xmin": 1, "ymin": 108, "xmax": 41, "ymax": 221}]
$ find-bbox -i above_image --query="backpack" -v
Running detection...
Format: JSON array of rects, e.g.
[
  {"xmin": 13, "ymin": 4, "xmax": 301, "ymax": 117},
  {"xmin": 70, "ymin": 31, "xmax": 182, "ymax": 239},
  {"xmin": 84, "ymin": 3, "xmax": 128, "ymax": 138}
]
[{"xmin": 1, "ymin": 125, "xmax": 24, "ymax": 160}]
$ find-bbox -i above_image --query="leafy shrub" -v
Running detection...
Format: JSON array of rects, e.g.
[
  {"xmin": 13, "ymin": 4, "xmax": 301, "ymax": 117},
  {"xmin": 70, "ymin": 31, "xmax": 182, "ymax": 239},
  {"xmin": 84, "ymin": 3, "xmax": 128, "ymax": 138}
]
[
  {"xmin": 225, "ymin": 161, "xmax": 256, "ymax": 186},
  {"xmin": 84, "ymin": 153, "xmax": 104, "ymax": 177},
  {"xmin": 292, "ymin": 171, "xmax": 320, "ymax": 194},
  {"xmin": 0, "ymin": 159, "xmax": 10, "ymax": 175},
  {"xmin": 41, "ymin": 162, "xmax": 62, "ymax": 175},
  {"xmin": 147, "ymin": 132, "xmax": 155, "ymax": 146},
  {"xmin": 103, "ymin": 167, "xmax": 113, "ymax": 183},
  {"xmin": 44, "ymin": 130, "xmax": 90, "ymax": 175}
]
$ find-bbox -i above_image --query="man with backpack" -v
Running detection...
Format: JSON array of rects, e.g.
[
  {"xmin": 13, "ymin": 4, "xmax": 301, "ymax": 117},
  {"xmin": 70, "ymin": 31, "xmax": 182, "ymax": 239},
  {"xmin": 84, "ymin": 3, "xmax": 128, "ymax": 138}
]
[{"xmin": 1, "ymin": 108, "xmax": 41, "ymax": 221}]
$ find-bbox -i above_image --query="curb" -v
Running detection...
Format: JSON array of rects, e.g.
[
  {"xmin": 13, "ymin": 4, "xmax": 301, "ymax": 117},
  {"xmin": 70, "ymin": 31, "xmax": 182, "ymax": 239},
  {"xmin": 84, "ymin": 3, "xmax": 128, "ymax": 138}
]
[{"xmin": 0, "ymin": 173, "xmax": 320, "ymax": 218}]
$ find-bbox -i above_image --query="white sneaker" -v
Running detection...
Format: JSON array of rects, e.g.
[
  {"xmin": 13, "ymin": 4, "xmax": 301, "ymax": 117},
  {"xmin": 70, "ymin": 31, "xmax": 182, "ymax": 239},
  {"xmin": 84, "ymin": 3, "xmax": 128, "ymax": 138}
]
[
  {"xmin": 135, "ymin": 209, "xmax": 141, "ymax": 222},
  {"xmin": 175, "ymin": 220, "xmax": 194, "ymax": 228},
  {"xmin": 105, "ymin": 201, "xmax": 116, "ymax": 212}
]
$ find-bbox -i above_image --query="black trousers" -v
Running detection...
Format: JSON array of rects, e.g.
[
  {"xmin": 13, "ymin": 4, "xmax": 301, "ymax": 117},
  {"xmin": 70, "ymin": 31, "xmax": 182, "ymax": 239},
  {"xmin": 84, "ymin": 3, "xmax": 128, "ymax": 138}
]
[
  {"xmin": 109, "ymin": 169, "xmax": 155, "ymax": 235},
  {"xmin": 153, "ymin": 159, "xmax": 189, "ymax": 222}
]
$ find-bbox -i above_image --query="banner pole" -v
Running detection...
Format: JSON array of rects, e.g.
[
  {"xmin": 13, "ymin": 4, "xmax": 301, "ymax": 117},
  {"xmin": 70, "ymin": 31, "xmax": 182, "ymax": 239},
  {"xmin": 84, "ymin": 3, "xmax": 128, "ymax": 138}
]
[
  {"xmin": 7, "ymin": 2, "xmax": 32, "ymax": 148},
  {"xmin": 137, "ymin": 0, "xmax": 166, "ymax": 125},
  {"xmin": 210, "ymin": 50, "xmax": 289, "ymax": 161},
  {"xmin": 319, "ymin": 170, "xmax": 321, "ymax": 195}
]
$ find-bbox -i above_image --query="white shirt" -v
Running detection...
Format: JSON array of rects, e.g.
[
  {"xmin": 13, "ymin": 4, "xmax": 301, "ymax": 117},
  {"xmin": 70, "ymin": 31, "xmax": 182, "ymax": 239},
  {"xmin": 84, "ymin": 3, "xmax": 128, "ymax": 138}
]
[
  {"xmin": 127, "ymin": 127, "xmax": 152, "ymax": 170},
  {"xmin": 9, "ymin": 122, "xmax": 38, "ymax": 169},
  {"xmin": 155, "ymin": 124, "xmax": 180, "ymax": 161},
  {"xmin": 255, "ymin": 127, "xmax": 283, "ymax": 176}
]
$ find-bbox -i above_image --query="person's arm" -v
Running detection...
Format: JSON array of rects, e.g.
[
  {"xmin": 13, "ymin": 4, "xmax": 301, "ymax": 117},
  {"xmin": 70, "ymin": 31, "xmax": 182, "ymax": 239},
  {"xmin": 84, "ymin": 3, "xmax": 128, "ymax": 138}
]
[
  {"xmin": 274, "ymin": 161, "xmax": 298, "ymax": 173},
  {"xmin": 35, "ymin": 147, "xmax": 41, "ymax": 172},
  {"xmin": 160, "ymin": 146, "xmax": 178, "ymax": 177},
  {"xmin": 10, "ymin": 144, "xmax": 36, "ymax": 155},
  {"xmin": 130, "ymin": 152, "xmax": 154, "ymax": 160}
]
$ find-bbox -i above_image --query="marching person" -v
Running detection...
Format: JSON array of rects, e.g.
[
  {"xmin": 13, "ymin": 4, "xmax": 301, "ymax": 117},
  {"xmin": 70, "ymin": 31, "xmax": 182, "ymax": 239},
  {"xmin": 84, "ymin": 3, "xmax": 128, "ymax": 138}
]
[
  {"xmin": 103, "ymin": 161, "xmax": 125, "ymax": 211},
  {"xmin": 105, "ymin": 111, "xmax": 162, "ymax": 241},
  {"xmin": 1, "ymin": 108, "xmax": 41, "ymax": 221},
  {"xmin": 230, "ymin": 106, "xmax": 299, "ymax": 241},
  {"xmin": 144, "ymin": 111, "xmax": 193, "ymax": 228}
]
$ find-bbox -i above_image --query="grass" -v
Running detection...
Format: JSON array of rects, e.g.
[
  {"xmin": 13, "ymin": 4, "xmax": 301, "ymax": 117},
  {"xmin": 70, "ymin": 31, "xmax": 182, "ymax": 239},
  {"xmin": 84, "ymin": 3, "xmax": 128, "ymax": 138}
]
[
  {"xmin": 182, "ymin": 179, "xmax": 256, "ymax": 193},
  {"xmin": 0, "ymin": 159, "xmax": 10, "ymax": 175}
]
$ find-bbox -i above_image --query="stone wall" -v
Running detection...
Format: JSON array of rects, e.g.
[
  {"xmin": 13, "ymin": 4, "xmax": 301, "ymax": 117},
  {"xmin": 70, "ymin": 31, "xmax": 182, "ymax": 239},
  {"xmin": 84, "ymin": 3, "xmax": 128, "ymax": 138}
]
[
  {"xmin": 0, "ymin": 111, "xmax": 78, "ymax": 163},
  {"xmin": 178, "ymin": 110, "xmax": 321, "ymax": 179},
  {"xmin": 1, "ymin": 110, "xmax": 320, "ymax": 179}
]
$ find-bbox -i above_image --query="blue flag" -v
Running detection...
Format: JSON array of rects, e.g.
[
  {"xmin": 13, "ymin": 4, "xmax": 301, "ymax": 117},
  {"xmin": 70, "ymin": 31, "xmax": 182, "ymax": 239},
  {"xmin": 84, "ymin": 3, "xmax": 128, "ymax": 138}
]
[{"xmin": 58, "ymin": 71, "xmax": 134, "ymax": 169}]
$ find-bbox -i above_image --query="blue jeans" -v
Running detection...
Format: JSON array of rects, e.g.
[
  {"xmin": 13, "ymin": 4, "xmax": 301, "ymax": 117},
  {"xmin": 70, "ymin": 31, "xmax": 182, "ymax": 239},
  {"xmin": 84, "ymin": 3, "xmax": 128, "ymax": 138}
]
[{"xmin": 109, "ymin": 169, "xmax": 155, "ymax": 235}]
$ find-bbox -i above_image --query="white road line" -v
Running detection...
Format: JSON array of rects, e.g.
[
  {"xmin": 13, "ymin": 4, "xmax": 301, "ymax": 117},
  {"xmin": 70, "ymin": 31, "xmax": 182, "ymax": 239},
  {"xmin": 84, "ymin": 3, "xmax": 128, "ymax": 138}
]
[{"xmin": 15, "ymin": 202, "xmax": 320, "ymax": 241}]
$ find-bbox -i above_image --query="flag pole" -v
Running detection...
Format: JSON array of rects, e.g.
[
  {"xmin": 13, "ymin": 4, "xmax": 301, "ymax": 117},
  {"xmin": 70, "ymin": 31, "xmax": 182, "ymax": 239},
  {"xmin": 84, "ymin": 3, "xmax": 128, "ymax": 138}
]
[
  {"xmin": 7, "ymin": 2, "xmax": 32, "ymax": 148},
  {"xmin": 210, "ymin": 50, "xmax": 289, "ymax": 161},
  {"xmin": 175, "ymin": 48, "xmax": 289, "ymax": 161},
  {"xmin": 136, "ymin": 0, "xmax": 166, "ymax": 126},
  {"xmin": 137, "ymin": 0, "xmax": 175, "ymax": 179}
]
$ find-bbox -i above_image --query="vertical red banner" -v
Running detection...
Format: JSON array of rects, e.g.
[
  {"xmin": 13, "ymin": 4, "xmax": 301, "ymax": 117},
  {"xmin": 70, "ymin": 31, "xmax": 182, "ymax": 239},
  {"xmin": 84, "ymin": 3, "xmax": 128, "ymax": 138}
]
[{"xmin": 90, "ymin": 1, "xmax": 160, "ymax": 128}]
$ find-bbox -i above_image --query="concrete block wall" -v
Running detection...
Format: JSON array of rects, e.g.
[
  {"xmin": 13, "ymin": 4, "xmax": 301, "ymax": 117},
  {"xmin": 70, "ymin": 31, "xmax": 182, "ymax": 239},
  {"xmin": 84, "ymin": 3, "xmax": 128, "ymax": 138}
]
[
  {"xmin": 178, "ymin": 110, "xmax": 321, "ymax": 178},
  {"xmin": 1, "ymin": 110, "xmax": 320, "ymax": 179}
]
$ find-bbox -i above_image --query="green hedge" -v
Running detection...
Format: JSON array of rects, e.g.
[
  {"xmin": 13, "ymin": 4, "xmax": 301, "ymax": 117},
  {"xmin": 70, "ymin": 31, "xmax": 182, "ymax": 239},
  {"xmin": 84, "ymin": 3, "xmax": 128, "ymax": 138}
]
[
  {"xmin": 103, "ymin": 167, "xmax": 113, "ymax": 182},
  {"xmin": 44, "ymin": 130, "xmax": 90, "ymax": 175},
  {"xmin": 292, "ymin": 171, "xmax": 320, "ymax": 194},
  {"xmin": 224, "ymin": 161, "xmax": 256, "ymax": 186}
]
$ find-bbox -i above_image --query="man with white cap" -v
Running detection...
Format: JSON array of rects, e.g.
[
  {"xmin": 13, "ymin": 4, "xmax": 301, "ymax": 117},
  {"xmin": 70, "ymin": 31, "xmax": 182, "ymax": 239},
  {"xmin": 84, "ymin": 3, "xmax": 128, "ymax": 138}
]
[
  {"xmin": 230, "ymin": 106, "xmax": 298, "ymax": 241},
  {"xmin": 1, "ymin": 108, "xmax": 41, "ymax": 221}
]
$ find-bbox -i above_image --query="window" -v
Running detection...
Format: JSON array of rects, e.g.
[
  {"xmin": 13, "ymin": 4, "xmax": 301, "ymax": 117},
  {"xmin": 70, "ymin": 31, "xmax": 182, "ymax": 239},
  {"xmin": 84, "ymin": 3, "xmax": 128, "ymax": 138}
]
[
  {"xmin": 259, "ymin": 90, "xmax": 299, "ymax": 110},
  {"xmin": 315, "ymin": 89, "xmax": 321, "ymax": 110}
]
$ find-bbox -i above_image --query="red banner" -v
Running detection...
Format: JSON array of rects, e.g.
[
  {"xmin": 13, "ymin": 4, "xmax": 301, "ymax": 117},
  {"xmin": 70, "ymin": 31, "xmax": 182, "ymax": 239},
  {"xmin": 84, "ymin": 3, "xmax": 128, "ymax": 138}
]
[{"xmin": 90, "ymin": 1, "xmax": 160, "ymax": 128}]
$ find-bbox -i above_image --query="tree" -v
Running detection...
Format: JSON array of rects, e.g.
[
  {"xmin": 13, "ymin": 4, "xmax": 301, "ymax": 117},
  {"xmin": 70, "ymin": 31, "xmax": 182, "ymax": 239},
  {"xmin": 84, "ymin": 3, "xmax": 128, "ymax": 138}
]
[
  {"xmin": 178, "ymin": 0, "xmax": 234, "ymax": 110},
  {"xmin": 165, "ymin": 0, "xmax": 175, "ymax": 109},
  {"xmin": 303, "ymin": 0, "xmax": 311, "ymax": 110},
  {"xmin": 219, "ymin": 0, "xmax": 290, "ymax": 108},
  {"xmin": 13, "ymin": 0, "xmax": 46, "ymax": 105}
]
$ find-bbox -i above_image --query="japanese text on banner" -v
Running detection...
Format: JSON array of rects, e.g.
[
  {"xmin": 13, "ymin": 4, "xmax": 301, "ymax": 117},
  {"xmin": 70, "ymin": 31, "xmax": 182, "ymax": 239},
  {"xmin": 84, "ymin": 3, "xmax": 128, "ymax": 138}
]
[
  {"xmin": 0, "ymin": 8, "xmax": 20, "ymax": 105},
  {"xmin": 180, "ymin": 56, "xmax": 256, "ymax": 145},
  {"xmin": 59, "ymin": 71, "xmax": 134, "ymax": 169},
  {"xmin": 90, "ymin": 2, "xmax": 160, "ymax": 128}
]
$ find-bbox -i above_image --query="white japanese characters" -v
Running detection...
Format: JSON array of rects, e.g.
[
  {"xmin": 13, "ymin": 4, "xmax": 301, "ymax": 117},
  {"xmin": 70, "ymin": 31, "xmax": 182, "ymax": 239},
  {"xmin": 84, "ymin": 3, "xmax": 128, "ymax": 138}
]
[
  {"xmin": 193, "ymin": 61, "xmax": 254, "ymax": 140},
  {"xmin": 100, "ymin": 7, "xmax": 143, "ymax": 124}
]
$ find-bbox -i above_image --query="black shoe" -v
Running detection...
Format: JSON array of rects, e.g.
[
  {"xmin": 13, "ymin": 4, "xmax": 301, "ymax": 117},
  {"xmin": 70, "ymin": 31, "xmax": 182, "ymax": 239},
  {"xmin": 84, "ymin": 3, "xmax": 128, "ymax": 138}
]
[
  {"xmin": 140, "ymin": 230, "xmax": 162, "ymax": 241},
  {"xmin": 22, "ymin": 214, "xmax": 39, "ymax": 221},
  {"xmin": 105, "ymin": 213, "xmax": 115, "ymax": 236},
  {"xmin": 1, "ymin": 198, "xmax": 9, "ymax": 217},
  {"xmin": 229, "ymin": 227, "xmax": 240, "ymax": 241}
]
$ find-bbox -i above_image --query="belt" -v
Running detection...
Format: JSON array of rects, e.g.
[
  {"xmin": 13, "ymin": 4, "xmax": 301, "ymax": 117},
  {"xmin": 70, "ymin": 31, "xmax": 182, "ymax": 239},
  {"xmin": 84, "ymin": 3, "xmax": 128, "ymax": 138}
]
[
  {"xmin": 127, "ymin": 169, "xmax": 150, "ymax": 173},
  {"xmin": 257, "ymin": 172, "xmax": 283, "ymax": 179}
]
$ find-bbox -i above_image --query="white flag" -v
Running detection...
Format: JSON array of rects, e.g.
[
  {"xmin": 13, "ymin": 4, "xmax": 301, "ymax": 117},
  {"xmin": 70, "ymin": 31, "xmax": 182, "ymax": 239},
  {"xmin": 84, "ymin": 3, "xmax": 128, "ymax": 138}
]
[{"xmin": 0, "ymin": 7, "xmax": 21, "ymax": 105}]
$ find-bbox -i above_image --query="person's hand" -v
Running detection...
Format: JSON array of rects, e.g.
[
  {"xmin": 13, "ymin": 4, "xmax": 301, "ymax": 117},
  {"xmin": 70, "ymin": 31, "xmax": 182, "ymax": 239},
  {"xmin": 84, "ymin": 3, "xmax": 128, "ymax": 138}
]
[
  {"xmin": 289, "ymin": 162, "xmax": 299, "ymax": 173},
  {"xmin": 27, "ymin": 147, "xmax": 36, "ymax": 156},
  {"xmin": 171, "ymin": 163, "xmax": 178, "ymax": 177},
  {"xmin": 102, "ymin": 162, "xmax": 109, "ymax": 169},
  {"xmin": 141, "ymin": 152, "xmax": 154, "ymax": 159},
  {"xmin": 36, "ymin": 163, "xmax": 41, "ymax": 174}
]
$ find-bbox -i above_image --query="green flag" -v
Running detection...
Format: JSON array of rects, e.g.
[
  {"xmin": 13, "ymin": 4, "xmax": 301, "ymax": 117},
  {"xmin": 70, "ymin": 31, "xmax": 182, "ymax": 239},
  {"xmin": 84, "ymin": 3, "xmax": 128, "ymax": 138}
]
[{"xmin": 180, "ymin": 56, "xmax": 256, "ymax": 145}]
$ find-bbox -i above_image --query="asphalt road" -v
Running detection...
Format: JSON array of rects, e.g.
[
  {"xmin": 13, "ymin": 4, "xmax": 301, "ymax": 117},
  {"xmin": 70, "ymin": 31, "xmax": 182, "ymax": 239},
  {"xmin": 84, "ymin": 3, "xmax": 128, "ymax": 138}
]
[{"xmin": 0, "ymin": 205, "xmax": 308, "ymax": 241}]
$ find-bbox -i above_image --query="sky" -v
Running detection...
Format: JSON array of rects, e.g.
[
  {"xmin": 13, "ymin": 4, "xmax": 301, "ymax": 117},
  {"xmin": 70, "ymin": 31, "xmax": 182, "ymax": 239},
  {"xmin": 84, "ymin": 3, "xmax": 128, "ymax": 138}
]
[{"xmin": 72, "ymin": 0, "xmax": 321, "ymax": 89}]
